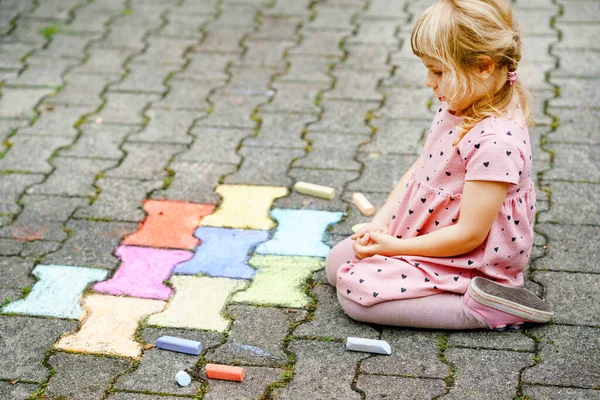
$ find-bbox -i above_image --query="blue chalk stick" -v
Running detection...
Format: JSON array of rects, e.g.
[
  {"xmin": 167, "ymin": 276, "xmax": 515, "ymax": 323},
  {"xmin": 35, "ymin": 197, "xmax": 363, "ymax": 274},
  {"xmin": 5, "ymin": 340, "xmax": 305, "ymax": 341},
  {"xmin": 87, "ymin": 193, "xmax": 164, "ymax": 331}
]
[{"xmin": 156, "ymin": 336, "xmax": 203, "ymax": 355}]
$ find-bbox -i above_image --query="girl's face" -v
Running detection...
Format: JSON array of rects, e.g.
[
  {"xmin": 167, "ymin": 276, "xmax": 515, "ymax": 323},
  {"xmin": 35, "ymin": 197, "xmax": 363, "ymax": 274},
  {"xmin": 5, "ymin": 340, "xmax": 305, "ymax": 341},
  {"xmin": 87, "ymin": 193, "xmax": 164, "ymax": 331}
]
[{"xmin": 420, "ymin": 56, "xmax": 491, "ymax": 116}]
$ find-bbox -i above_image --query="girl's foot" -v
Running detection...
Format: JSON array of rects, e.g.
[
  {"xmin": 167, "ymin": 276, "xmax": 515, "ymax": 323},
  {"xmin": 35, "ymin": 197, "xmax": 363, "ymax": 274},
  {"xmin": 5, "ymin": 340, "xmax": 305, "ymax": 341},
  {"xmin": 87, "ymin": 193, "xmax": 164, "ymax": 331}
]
[{"xmin": 467, "ymin": 277, "xmax": 553, "ymax": 324}]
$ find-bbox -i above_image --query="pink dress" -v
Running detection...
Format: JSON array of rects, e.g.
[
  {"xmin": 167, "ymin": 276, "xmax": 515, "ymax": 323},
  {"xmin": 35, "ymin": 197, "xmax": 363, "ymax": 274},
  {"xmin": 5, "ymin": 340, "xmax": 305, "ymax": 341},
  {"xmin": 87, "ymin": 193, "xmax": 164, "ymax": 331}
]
[{"xmin": 336, "ymin": 102, "xmax": 536, "ymax": 306}]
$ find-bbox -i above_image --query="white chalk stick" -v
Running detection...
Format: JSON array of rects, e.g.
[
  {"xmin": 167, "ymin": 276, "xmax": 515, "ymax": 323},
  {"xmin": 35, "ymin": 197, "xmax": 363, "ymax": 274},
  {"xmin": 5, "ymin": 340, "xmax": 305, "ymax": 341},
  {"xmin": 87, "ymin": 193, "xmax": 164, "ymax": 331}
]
[
  {"xmin": 175, "ymin": 370, "xmax": 191, "ymax": 387},
  {"xmin": 351, "ymin": 223, "xmax": 368, "ymax": 233},
  {"xmin": 346, "ymin": 337, "xmax": 392, "ymax": 355},
  {"xmin": 294, "ymin": 181, "xmax": 335, "ymax": 200},
  {"xmin": 352, "ymin": 192, "xmax": 375, "ymax": 216}
]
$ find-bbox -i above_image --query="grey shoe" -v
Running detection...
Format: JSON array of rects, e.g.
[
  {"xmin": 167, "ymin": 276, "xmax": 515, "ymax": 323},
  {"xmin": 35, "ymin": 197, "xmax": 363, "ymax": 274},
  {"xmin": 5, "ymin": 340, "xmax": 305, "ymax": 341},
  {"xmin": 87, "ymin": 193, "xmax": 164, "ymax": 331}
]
[{"xmin": 468, "ymin": 277, "xmax": 554, "ymax": 323}]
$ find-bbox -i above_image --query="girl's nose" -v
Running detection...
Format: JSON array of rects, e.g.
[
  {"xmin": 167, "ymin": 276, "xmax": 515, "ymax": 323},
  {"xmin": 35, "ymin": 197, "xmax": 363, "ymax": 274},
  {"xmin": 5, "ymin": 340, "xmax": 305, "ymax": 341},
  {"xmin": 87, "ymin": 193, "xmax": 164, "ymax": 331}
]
[{"xmin": 424, "ymin": 74, "xmax": 436, "ymax": 89}]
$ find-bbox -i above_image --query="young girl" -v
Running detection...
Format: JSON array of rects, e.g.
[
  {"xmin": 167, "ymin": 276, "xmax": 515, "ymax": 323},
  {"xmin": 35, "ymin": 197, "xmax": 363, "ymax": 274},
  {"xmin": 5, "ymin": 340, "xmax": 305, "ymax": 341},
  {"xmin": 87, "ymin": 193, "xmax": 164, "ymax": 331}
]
[{"xmin": 326, "ymin": 0, "xmax": 553, "ymax": 330}]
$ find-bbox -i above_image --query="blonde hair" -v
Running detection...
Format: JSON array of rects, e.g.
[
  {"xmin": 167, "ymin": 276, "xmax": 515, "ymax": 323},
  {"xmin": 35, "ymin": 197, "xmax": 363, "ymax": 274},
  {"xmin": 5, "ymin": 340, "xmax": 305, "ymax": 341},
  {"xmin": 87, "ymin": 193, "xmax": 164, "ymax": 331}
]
[{"xmin": 411, "ymin": 0, "xmax": 532, "ymax": 143}]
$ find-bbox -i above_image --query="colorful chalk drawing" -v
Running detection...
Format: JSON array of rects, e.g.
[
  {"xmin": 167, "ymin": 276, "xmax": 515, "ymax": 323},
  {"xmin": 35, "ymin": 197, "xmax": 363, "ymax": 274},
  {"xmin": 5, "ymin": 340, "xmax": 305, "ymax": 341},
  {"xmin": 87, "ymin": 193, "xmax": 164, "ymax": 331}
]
[{"xmin": 1, "ymin": 185, "xmax": 344, "ymax": 359}]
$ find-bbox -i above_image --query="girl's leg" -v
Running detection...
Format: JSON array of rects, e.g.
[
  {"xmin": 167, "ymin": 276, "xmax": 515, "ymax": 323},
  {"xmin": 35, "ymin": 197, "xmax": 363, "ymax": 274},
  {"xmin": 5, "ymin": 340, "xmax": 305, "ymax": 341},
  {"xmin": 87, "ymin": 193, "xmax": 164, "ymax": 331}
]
[
  {"xmin": 337, "ymin": 291, "xmax": 489, "ymax": 330},
  {"xmin": 325, "ymin": 236, "xmax": 355, "ymax": 286}
]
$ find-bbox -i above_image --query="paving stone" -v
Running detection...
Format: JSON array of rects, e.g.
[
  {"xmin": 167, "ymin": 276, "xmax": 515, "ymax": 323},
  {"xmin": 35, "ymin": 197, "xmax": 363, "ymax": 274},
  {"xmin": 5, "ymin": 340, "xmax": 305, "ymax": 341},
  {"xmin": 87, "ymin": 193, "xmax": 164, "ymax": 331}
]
[
  {"xmin": 289, "ymin": 29, "xmax": 352, "ymax": 57},
  {"xmin": 379, "ymin": 87, "xmax": 433, "ymax": 120},
  {"xmin": 96, "ymin": 93, "xmax": 160, "ymax": 125},
  {"xmin": 196, "ymin": 94, "xmax": 263, "ymax": 128},
  {"xmin": 123, "ymin": 200, "xmax": 214, "ymax": 250},
  {"xmin": 148, "ymin": 276, "xmax": 246, "ymax": 332},
  {"xmin": 47, "ymin": 73, "xmax": 118, "ymax": 106},
  {"xmin": 261, "ymin": 81, "xmax": 323, "ymax": 113},
  {"xmin": 361, "ymin": 329, "xmax": 447, "ymax": 378},
  {"xmin": 554, "ymin": 23, "xmax": 600, "ymax": 51},
  {"xmin": 174, "ymin": 227, "xmax": 269, "ymax": 279},
  {"xmin": 273, "ymin": 340, "xmax": 365, "ymax": 400},
  {"xmin": 533, "ymin": 270, "xmax": 600, "ymax": 326},
  {"xmin": 294, "ymin": 131, "xmax": 369, "ymax": 170},
  {"xmin": 362, "ymin": 118, "xmax": 428, "ymax": 155},
  {"xmin": 537, "ymin": 182, "xmax": 600, "ymax": 225},
  {"xmin": 263, "ymin": 0, "xmax": 311, "ymax": 17},
  {"xmin": 557, "ymin": 0, "xmax": 600, "ymax": 23},
  {"xmin": 161, "ymin": 12, "xmax": 207, "ymax": 38},
  {"xmin": 552, "ymin": 49, "xmax": 600, "ymax": 79},
  {"xmin": 276, "ymin": 168, "xmax": 358, "ymax": 211},
  {"xmin": 75, "ymin": 177, "xmax": 163, "ymax": 222},
  {"xmin": 0, "ymin": 315, "xmax": 77, "ymax": 381},
  {"xmin": 202, "ymin": 366, "xmax": 281, "ymax": 400},
  {"xmin": 310, "ymin": 100, "xmax": 377, "ymax": 135},
  {"xmin": 7, "ymin": 18, "xmax": 53, "ymax": 44},
  {"xmin": 28, "ymin": 157, "xmax": 115, "ymax": 197},
  {"xmin": 325, "ymin": 70, "xmax": 383, "ymax": 102},
  {"xmin": 514, "ymin": 9, "xmax": 556, "ymax": 36},
  {"xmin": 29, "ymin": 0, "xmax": 80, "ymax": 20},
  {"xmin": 7, "ymin": 58, "xmax": 76, "ymax": 87},
  {"xmin": 207, "ymin": 305, "xmax": 292, "ymax": 367},
  {"xmin": 447, "ymin": 330, "xmax": 535, "ymax": 352},
  {"xmin": 177, "ymin": 52, "xmax": 232, "ymax": 81},
  {"xmin": 256, "ymin": 208, "xmax": 343, "ymax": 257},
  {"xmin": 115, "ymin": 347, "xmax": 201, "ymax": 395},
  {"xmin": 216, "ymin": 4, "xmax": 259, "ymax": 27},
  {"xmin": 342, "ymin": 43, "xmax": 393, "ymax": 72},
  {"xmin": 0, "ymin": 221, "xmax": 66, "ymax": 243},
  {"xmin": 102, "ymin": 13, "xmax": 163, "ymax": 50},
  {"xmin": 362, "ymin": 0, "xmax": 407, "ymax": 18},
  {"xmin": 385, "ymin": 58, "xmax": 426, "ymax": 88},
  {"xmin": 3, "ymin": 264, "xmax": 108, "ymax": 319},
  {"xmin": 0, "ymin": 238, "xmax": 24, "ymax": 256},
  {"xmin": 0, "ymin": 257, "xmax": 35, "ymax": 303},
  {"xmin": 523, "ymin": 324, "xmax": 600, "ymax": 388},
  {"xmin": 105, "ymin": 142, "xmax": 186, "ymax": 180},
  {"xmin": 347, "ymin": 18, "xmax": 402, "ymax": 46},
  {"xmin": 18, "ymin": 104, "xmax": 90, "ymax": 138},
  {"xmin": 250, "ymin": 15, "xmax": 301, "ymax": 41},
  {"xmin": 444, "ymin": 348, "xmax": 531, "ymax": 400},
  {"xmin": 198, "ymin": 26, "xmax": 249, "ymax": 52},
  {"xmin": 523, "ymin": 385, "xmax": 600, "ymax": 400},
  {"xmin": 170, "ymin": 0, "xmax": 218, "ymax": 14},
  {"xmin": 519, "ymin": 61, "xmax": 555, "ymax": 91},
  {"xmin": 43, "ymin": 219, "xmax": 138, "ymax": 269},
  {"xmin": 232, "ymin": 255, "xmax": 323, "ymax": 308},
  {"xmin": 307, "ymin": 4, "xmax": 359, "ymax": 30},
  {"xmin": 61, "ymin": 123, "xmax": 135, "ymax": 159},
  {"xmin": 294, "ymin": 283, "xmax": 379, "ymax": 340},
  {"xmin": 0, "ymin": 41, "xmax": 32, "ymax": 70},
  {"xmin": 244, "ymin": 112, "xmax": 315, "ymax": 149},
  {"xmin": 66, "ymin": 1, "xmax": 124, "ymax": 33},
  {"xmin": 547, "ymin": 108, "xmax": 600, "ymax": 144},
  {"xmin": 128, "ymin": 108, "xmax": 200, "ymax": 144},
  {"xmin": 73, "ymin": 45, "xmax": 135, "ymax": 74},
  {"xmin": 357, "ymin": 374, "xmax": 446, "ymax": 400},
  {"xmin": 151, "ymin": 161, "xmax": 237, "ymax": 203},
  {"xmin": 235, "ymin": 40, "xmax": 294, "ymax": 69},
  {"xmin": 156, "ymin": 78, "xmax": 222, "ymax": 110},
  {"xmin": 56, "ymin": 294, "xmax": 166, "ymax": 358},
  {"xmin": 34, "ymin": 32, "xmax": 99, "ymax": 59},
  {"xmin": 134, "ymin": 36, "xmax": 197, "ymax": 65},
  {"xmin": 224, "ymin": 146, "xmax": 304, "ymax": 186},
  {"xmin": 0, "ymin": 135, "xmax": 72, "ymax": 173},
  {"xmin": 0, "ymin": 88, "xmax": 54, "ymax": 119},
  {"xmin": 544, "ymin": 143, "xmax": 600, "ymax": 182},
  {"xmin": 46, "ymin": 352, "xmax": 131, "ymax": 400},
  {"xmin": 0, "ymin": 381, "xmax": 38, "ymax": 400},
  {"xmin": 519, "ymin": 36, "xmax": 557, "ymax": 64},
  {"xmin": 94, "ymin": 246, "xmax": 192, "ymax": 300},
  {"xmin": 20, "ymin": 240, "xmax": 62, "ymax": 258},
  {"xmin": 534, "ymin": 223, "xmax": 600, "ymax": 273},
  {"xmin": 178, "ymin": 126, "xmax": 250, "ymax": 164},
  {"xmin": 0, "ymin": 119, "xmax": 24, "ymax": 144},
  {"xmin": 112, "ymin": 62, "xmax": 178, "ymax": 93},
  {"xmin": 347, "ymin": 153, "xmax": 417, "ymax": 193},
  {"xmin": 0, "ymin": 173, "xmax": 45, "ymax": 214},
  {"xmin": 281, "ymin": 54, "xmax": 334, "ymax": 83},
  {"xmin": 550, "ymin": 78, "xmax": 600, "ymax": 109}
]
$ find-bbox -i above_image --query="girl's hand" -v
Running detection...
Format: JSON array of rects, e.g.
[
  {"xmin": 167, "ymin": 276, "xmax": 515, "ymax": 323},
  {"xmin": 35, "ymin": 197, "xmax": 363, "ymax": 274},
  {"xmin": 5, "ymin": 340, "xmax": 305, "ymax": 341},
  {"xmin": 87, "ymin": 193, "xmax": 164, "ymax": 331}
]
[
  {"xmin": 353, "ymin": 232, "xmax": 399, "ymax": 260},
  {"xmin": 350, "ymin": 221, "xmax": 388, "ymax": 241}
]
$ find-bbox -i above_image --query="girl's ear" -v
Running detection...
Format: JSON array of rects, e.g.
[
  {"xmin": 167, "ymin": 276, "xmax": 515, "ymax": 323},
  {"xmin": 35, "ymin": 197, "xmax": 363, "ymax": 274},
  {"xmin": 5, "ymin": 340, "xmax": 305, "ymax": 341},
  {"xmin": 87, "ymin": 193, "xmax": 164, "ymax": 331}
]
[{"xmin": 476, "ymin": 55, "xmax": 495, "ymax": 80}]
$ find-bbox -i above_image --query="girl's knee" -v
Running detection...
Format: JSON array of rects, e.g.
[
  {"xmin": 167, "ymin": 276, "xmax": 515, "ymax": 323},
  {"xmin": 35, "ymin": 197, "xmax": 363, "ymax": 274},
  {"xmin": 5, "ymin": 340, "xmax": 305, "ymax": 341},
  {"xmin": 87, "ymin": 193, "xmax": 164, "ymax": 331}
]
[{"xmin": 325, "ymin": 238, "xmax": 355, "ymax": 286}]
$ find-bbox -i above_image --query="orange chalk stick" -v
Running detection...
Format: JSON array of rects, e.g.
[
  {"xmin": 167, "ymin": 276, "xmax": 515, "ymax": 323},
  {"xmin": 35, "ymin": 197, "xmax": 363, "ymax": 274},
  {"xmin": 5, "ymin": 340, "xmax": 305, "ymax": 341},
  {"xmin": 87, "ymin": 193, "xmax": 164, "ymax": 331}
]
[
  {"xmin": 205, "ymin": 363, "xmax": 245, "ymax": 382},
  {"xmin": 352, "ymin": 192, "xmax": 375, "ymax": 216}
]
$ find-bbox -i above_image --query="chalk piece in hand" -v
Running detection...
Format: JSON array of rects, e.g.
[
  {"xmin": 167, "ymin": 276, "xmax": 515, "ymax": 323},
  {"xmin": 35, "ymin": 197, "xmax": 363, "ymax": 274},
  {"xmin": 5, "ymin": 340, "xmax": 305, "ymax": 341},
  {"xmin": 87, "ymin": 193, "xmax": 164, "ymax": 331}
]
[
  {"xmin": 175, "ymin": 370, "xmax": 191, "ymax": 387},
  {"xmin": 206, "ymin": 363, "xmax": 245, "ymax": 382},
  {"xmin": 156, "ymin": 336, "xmax": 203, "ymax": 355},
  {"xmin": 351, "ymin": 223, "xmax": 368, "ymax": 233},
  {"xmin": 294, "ymin": 181, "xmax": 335, "ymax": 200},
  {"xmin": 352, "ymin": 192, "xmax": 375, "ymax": 216},
  {"xmin": 346, "ymin": 337, "xmax": 392, "ymax": 355}
]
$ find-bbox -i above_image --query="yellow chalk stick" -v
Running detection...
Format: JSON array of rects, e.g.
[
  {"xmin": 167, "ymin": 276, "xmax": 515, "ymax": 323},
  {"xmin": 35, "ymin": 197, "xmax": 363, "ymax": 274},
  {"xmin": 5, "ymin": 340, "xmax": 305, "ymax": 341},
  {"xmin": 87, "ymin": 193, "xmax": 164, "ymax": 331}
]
[
  {"xmin": 294, "ymin": 182, "xmax": 335, "ymax": 200},
  {"xmin": 351, "ymin": 223, "xmax": 368, "ymax": 233},
  {"xmin": 352, "ymin": 192, "xmax": 375, "ymax": 216}
]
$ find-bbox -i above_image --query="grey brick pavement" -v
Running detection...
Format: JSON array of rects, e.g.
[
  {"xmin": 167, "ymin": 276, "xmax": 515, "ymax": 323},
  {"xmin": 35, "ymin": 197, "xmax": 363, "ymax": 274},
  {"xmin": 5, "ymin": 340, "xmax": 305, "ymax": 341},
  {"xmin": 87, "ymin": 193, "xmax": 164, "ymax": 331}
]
[{"xmin": 0, "ymin": 0, "xmax": 598, "ymax": 399}]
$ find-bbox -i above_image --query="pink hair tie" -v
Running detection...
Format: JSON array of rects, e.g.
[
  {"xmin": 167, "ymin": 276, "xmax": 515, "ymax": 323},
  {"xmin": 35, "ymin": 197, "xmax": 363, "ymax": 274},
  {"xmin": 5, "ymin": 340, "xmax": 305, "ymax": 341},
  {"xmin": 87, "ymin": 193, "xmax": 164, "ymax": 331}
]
[{"xmin": 507, "ymin": 71, "xmax": 517, "ymax": 86}]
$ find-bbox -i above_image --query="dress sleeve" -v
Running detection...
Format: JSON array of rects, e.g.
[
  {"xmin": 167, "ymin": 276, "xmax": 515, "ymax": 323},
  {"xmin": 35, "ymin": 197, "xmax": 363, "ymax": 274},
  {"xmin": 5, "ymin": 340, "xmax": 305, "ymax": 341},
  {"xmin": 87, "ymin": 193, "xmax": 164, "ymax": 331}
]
[{"xmin": 464, "ymin": 135, "xmax": 524, "ymax": 184}]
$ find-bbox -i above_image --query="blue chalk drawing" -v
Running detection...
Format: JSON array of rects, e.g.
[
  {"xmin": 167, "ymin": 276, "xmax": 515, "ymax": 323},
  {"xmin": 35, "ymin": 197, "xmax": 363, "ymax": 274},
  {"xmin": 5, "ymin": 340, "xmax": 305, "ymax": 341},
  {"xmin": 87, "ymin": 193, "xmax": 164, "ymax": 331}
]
[
  {"xmin": 228, "ymin": 343, "xmax": 281, "ymax": 360},
  {"xmin": 173, "ymin": 227, "xmax": 270, "ymax": 279},
  {"xmin": 255, "ymin": 208, "xmax": 344, "ymax": 257},
  {"xmin": 2, "ymin": 264, "xmax": 108, "ymax": 319}
]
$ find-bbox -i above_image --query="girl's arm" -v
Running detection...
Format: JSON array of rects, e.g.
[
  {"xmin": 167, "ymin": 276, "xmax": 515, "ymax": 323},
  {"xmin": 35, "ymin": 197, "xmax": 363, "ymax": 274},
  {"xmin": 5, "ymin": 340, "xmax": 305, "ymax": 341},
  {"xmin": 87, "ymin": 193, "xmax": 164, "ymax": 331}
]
[{"xmin": 353, "ymin": 180, "xmax": 510, "ymax": 259}]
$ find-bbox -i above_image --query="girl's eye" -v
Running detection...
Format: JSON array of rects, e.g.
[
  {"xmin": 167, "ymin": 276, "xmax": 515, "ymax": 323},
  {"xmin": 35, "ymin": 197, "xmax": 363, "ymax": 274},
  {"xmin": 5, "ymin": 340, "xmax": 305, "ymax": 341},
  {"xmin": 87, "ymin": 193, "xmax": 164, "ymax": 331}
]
[{"xmin": 433, "ymin": 71, "xmax": 443, "ymax": 76}]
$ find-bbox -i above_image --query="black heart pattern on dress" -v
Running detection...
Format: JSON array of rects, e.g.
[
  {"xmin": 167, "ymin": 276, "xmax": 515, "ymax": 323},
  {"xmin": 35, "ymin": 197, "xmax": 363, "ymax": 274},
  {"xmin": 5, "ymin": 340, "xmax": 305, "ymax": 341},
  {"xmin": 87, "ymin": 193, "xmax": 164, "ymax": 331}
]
[
  {"xmin": 377, "ymin": 269, "xmax": 382, "ymax": 272},
  {"xmin": 347, "ymin": 289, "xmax": 351, "ymax": 294},
  {"xmin": 440, "ymin": 151, "xmax": 444, "ymax": 156},
  {"xmin": 401, "ymin": 288, "xmax": 407, "ymax": 293},
  {"xmin": 359, "ymin": 279, "xmax": 364, "ymax": 283},
  {"xmin": 421, "ymin": 198, "xmax": 427, "ymax": 203},
  {"xmin": 402, "ymin": 274, "xmax": 407, "ymax": 279},
  {"xmin": 474, "ymin": 143, "xmax": 480, "ymax": 149},
  {"xmin": 409, "ymin": 210, "xmax": 414, "ymax": 214},
  {"xmin": 483, "ymin": 162, "xmax": 490, "ymax": 167},
  {"xmin": 454, "ymin": 276, "xmax": 459, "ymax": 281},
  {"xmin": 468, "ymin": 260, "xmax": 474, "ymax": 265},
  {"xmin": 373, "ymin": 292, "xmax": 379, "ymax": 297},
  {"xmin": 425, "ymin": 278, "xmax": 430, "ymax": 282}
]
